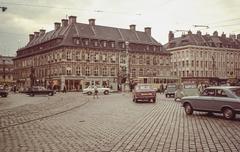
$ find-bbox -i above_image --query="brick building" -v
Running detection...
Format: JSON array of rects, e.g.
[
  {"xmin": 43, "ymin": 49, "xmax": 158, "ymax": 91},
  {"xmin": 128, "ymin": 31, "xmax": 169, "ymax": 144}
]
[
  {"xmin": 0, "ymin": 55, "xmax": 15, "ymax": 86},
  {"xmin": 14, "ymin": 16, "xmax": 173, "ymax": 91},
  {"xmin": 165, "ymin": 30, "xmax": 240, "ymax": 85}
]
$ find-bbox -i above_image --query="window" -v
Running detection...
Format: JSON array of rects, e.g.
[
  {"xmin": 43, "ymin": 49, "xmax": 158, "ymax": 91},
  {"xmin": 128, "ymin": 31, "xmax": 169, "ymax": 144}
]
[
  {"xmin": 120, "ymin": 55, "xmax": 126, "ymax": 64},
  {"xmin": 132, "ymin": 69, "xmax": 136, "ymax": 78},
  {"xmin": 67, "ymin": 51, "xmax": 72, "ymax": 60},
  {"xmin": 139, "ymin": 69, "xmax": 143, "ymax": 77},
  {"xmin": 76, "ymin": 67, "xmax": 81, "ymax": 75},
  {"xmin": 139, "ymin": 56, "xmax": 143, "ymax": 64},
  {"xmin": 216, "ymin": 89, "xmax": 228, "ymax": 97},
  {"xmin": 84, "ymin": 40, "xmax": 89, "ymax": 46},
  {"xmin": 110, "ymin": 67, "xmax": 115, "ymax": 76},
  {"xmin": 85, "ymin": 66, "xmax": 90, "ymax": 76},
  {"xmin": 110, "ymin": 54, "xmax": 116, "ymax": 63},
  {"xmin": 94, "ymin": 41, "xmax": 98, "ymax": 47},
  {"xmin": 146, "ymin": 56, "xmax": 150, "ymax": 65},
  {"xmin": 76, "ymin": 52, "xmax": 81, "ymax": 61},
  {"xmin": 132, "ymin": 55, "xmax": 136, "ymax": 64},
  {"xmin": 94, "ymin": 67, "xmax": 99, "ymax": 76},
  {"xmin": 102, "ymin": 54, "xmax": 107, "ymax": 62},
  {"xmin": 102, "ymin": 67, "xmax": 108, "ymax": 76},
  {"xmin": 66, "ymin": 67, "xmax": 72, "ymax": 75},
  {"xmin": 85, "ymin": 53, "xmax": 90, "ymax": 61},
  {"xmin": 111, "ymin": 42, "xmax": 115, "ymax": 48},
  {"xmin": 202, "ymin": 89, "xmax": 215, "ymax": 96},
  {"xmin": 103, "ymin": 41, "xmax": 107, "ymax": 47}
]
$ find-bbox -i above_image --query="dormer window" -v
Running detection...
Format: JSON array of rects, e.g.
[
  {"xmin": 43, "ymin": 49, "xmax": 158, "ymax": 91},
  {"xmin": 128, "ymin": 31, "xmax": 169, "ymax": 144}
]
[
  {"xmin": 122, "ymin": 43, "xmax": 125, "ymax": 49},
  {"xmin": 111, "ymin": 42, "xmax": 115, "ymax": 48},
  {"xmin": 103, "ymin": 41, "xmax": 107, "ymax": 47},
  {"xmin": 94, "ymin": 41, "xmax": 98, "ymax": 47},
  {"xmin": 153, "ymin": 46, "xmax": 156, "ymax": 51},
  {"xmin": 146, "ymin": 45, "xmax": 149, "ymax": 51},
  {"xmin": 84, "ymin": 39, "xmax": 89, "ymax": 46}
]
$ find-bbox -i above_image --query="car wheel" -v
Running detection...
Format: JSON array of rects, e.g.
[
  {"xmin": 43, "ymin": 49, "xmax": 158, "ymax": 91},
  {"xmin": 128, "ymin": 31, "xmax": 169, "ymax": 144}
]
[
  {"xmin": 30, "ymin": 93, "xmax": 35, "ymax": 97},
  {"xmin": 165, "ymin": 94, "xmax": 168, "ymax": 98},
  {"xmin": 104, "ymin": 90, "xmax": 109, "ymax": 95},
  {"xmin": 153, "ymin": 98, "xmax": 156, "ymax": 103},
  {"xmin": 48, "ymin": 92, "xmax": 53, "ymax": 96},
  {"xmin": 184, "ymin": 103, "xmax": 193, "ymax": 115},
  {"xmin": 87, "ymin": 92, "xmax": 92, "ymax": 95},
  {"xmin": 222, "ymin": 108, "xmax": 235, "ymax": 120}
]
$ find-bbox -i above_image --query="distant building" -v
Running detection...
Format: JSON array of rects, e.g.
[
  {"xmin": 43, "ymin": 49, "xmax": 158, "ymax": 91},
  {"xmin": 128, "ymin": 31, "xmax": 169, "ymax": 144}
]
[
  {"xmin": 14, "ymin": 16, "xmax": 174, "ymax": 91},
  {"xmin": 165, "ymin": 30, "xmax": 240, "ymax": 85},
  {"xmin": 0, "ymin": 55, "xmax": 15, "ymax": 86}
]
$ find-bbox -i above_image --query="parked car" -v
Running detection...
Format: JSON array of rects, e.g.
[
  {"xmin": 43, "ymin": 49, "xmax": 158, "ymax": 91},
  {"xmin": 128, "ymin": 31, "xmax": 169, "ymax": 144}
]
[
  {"xmin": 0, "ymin": 88, "xmax": 8, "ymax": 97},
  {"xmin": 175, "ymin": 83, "xmax": 199, "ymax": 101},
  {"xmin": 165, "ymin": 83, "xmax": 177, "ymax": 98},
  {"xmin": 83, "ymin": 86, "xmax": 110, "ymax": 95},
  {"xmin": 181, "ymin": 86, "xmax": 240, "ymax": 119},
  {"xmin": 132, "ymin": 84, "xmax": 156, "ymax": 103},
  {"xmin": 21, "ymin": 86, "xmax": 55, "ymax": 96}
]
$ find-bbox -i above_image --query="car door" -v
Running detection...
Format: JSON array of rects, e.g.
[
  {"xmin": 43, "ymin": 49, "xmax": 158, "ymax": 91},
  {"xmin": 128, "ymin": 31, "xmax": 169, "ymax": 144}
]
[{"xmin": 192, "ymin": 89, "xmax": 215, "ymax": 111}]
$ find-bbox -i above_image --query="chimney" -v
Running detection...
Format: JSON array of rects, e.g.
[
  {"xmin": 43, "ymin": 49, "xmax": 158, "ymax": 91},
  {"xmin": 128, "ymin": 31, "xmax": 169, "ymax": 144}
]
[
  {"xmin": 188, "ymin": 30, "xmax": 192, "ymax": 35},
  {"xmin": 62, "ymin": 19, "xmax": 68, "ymax": 27},
  {"xmin": 29, "ymin": 34, "xmax": 34, "ymax": 41},
  {"xmin": 89, "ymin": 18, "xmax": 95, "ymax": 26},
  {"xmin": 54, "ymin": 22, "xmax": 61, "ymax": 30},
  {"xmin": 229, "ymin": 34, "xmax": 236, "ymax": 39},
  {"xmin": 144, "ymin": 27, "xmax": 151, "ymax": 36},
  {"xmin": 168, "ymin": 31, "xmax": 174, "ymax": 42},
  {"xmin": 213, "ymin": 31, "xmax": 218, "ymax": 37},
  {"xmin": 237, "ymin": 34, "xmax": 240, "ymax": 40},
  {"xmin": 221, "ymin": 32, "xmax": 226, "ymax": 38},
  {"xmin": 69, "ymin": 16, "xmax": 77, "ymax": 24},
  {"xmin": 197, "ymin": 31, "xmax": 202, "ymax": 36},
  {"xmin": 39, "ymin": 29, "xmax": 46, "ymax": 36},
  {"xmin": 34, "ymin": 32, "xmax": 39, "ymax": 38},
  {"xmin": 129, "ymin": 24, "xmax": 136, "ymax": 31}
]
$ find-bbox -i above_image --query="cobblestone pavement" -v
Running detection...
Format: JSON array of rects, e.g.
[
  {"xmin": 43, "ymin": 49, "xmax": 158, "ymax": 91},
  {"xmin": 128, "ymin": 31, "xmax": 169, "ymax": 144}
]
[{"xmin": 0, "ymin": 93, "xmax": 240, "ymax": 152}]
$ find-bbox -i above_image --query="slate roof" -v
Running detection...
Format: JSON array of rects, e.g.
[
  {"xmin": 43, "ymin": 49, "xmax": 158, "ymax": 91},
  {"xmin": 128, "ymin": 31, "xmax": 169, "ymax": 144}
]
[
  {"xmin": 165, "ymin": 32, "xmax": 240, "ymax": 49},
  {"xmin": 23, "ymin": 20, "xmax": 161, "ymax": 50}
]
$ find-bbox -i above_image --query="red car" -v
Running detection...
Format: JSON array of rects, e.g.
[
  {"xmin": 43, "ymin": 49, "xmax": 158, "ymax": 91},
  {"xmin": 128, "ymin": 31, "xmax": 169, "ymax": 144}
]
[{"xmin": 133, "ymin": 84, "xmax": 156, "ymax": 103}]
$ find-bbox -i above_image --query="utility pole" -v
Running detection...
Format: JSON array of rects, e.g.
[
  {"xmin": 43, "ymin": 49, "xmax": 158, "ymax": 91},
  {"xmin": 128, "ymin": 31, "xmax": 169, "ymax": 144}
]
[
  {"xmin": 0, "ymin": 6, "xmax": 7, "ymax": 12},
  {"xmin": 3, "ymin": 59, "xmax": 5, "ymax": 84}
]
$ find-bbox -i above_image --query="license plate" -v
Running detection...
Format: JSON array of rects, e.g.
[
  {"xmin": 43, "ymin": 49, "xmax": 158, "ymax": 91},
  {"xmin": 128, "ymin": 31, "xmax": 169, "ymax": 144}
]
[{"xmin": 141, "ymin": 93, "xmax": 152, "ymax": 96}]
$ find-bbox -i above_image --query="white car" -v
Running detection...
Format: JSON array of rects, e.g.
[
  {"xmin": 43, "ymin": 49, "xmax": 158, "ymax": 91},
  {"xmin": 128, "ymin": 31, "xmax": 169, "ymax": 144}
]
[{"xmin": 83, "ymin": 86, "xmax": 111, "ymax": 95}]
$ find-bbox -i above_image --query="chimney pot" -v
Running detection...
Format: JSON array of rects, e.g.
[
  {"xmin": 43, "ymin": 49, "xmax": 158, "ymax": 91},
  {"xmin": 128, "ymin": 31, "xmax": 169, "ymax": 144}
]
[
  {"xmin": 221, "ymin": 32, "xmax": 226, "ymax": 38},
  {"xmin": 130, "ymin": 24, "xmax": 136, "ymax": 31},
  {"xmin": 168, "ymin": 31, "xmax": 174, "ymax": 42},
  {"xmin": 39, "ymin": 29, "xmax": 46, "ymax": 36},
  {"xmin": 188, "ymin": 30, "xmax": 192, "ymax": 35},
  {"xmin": 34, "ymin": 32, "xmax": 39, "ymax": 38},
  {"xmin": 88, "ymin": 18, "xmax": 95, "ymax": 26},
  {"xmin": 69, "ymin": 16, "xmax": 77, "ymax": 24},
  {"xmin": 197, "ymin": 31, "xmax": 202, "ymax": 36},
  {"xmin": 62, "ymin": 19, "xmax": 68, "ymax": 27},
  {"xmin": 213, "ymin": 31, "xmax": 218, "ymax": 37},
  {"xmin": 144, "ymin": 27, "xmax": 151, "ymax": 36},
  {"xmin": 237, "ymin": 34, "xmax": 240, "ymax": 40},
  {"xmin": 29, "ymin": 34, "xmax": 34, "ymax": 42},
  {"xmin": 54, "ymin": 22, "xmax": 61, "ymax": 30}
]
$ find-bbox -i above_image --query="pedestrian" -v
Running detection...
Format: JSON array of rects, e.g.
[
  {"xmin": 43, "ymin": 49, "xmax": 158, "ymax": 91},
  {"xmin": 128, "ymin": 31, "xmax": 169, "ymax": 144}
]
[
  {"xmin": 63, "ymin": 85, "xmax": 67, "ymax": 93},
  {"xmin": 93, "ymin": 85, "xmax": 99, "ymax": 99}
]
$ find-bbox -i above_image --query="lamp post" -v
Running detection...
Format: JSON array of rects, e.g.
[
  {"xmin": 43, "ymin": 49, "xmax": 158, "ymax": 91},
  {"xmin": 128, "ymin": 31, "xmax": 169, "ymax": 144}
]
[
  {"xmin": 0, "ymin": 6, "xmax": 7, "ymax": 12},
  {"xmin": 3, "ymin": 59, "xmax": 5, "ymax": 86},
  {"xmin": 125, "ymin": 41, "xmax": 129, "ymax": 83}
]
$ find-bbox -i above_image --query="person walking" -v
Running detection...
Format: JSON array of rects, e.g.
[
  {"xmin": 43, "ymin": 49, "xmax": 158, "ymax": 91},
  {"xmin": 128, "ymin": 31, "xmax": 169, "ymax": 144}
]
[{"xmin": 93, "ymin": 85, "xmax": 99, "ymax": 99}]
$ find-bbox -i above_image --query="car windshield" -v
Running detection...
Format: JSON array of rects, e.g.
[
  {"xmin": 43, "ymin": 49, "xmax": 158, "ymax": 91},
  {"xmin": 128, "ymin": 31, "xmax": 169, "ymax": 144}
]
[{"xmin": 230, "ymin": 88, "xmax": 240, "ymax": 97}]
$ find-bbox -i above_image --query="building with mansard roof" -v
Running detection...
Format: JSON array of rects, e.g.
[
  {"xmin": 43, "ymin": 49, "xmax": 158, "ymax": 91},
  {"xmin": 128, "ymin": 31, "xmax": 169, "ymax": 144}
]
[
  {"xmin": 165, "ymin": 30, "xmax": 240, "ymax": 85},
  {"xmin": 14, "ymin": 16, "xmax": 174, "ymax": 91}
]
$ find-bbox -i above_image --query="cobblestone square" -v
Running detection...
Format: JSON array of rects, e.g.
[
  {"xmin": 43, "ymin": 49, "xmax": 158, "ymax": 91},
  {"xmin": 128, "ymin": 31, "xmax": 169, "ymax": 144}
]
[{"xmin": 0, "ymin": 92, "xmax": 240, "ymax": 152}]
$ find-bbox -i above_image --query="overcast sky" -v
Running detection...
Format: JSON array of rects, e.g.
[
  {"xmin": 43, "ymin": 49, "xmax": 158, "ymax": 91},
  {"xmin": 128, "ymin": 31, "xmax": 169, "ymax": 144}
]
[{"xmin": 0, "ymin": 0, "xmax": 240, "ymax": 56}]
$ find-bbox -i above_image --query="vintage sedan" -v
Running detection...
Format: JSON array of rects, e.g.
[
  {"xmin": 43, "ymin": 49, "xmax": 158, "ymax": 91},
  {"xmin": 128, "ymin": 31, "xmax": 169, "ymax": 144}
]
[
  {"xmin": 21, "ymin": 86, "xmax": 55, "ymax": 97},
  {"xmin": 83, "ymin": 86, "xmax": 110, "ymax": 95},
  {"xmin": 133, "ymin": 84, "xmax": 156, "ymax": 103},
  {"xmin": 0, "ymin": 88, "xmax": 8, "ymax": 97},
  {"xmin": 181, "ymin": 86, "xmax": 240, "ymax": 119}
]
